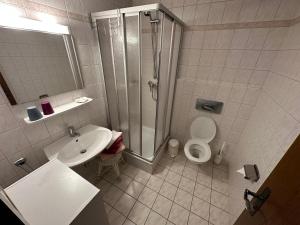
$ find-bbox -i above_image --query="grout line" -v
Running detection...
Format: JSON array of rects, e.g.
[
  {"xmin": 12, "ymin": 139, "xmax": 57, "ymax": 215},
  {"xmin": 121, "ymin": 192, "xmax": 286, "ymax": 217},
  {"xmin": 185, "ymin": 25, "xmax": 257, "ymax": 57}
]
[{"xmin": 101, "ymin": 157, "xmax": 231, "ymax": 225}]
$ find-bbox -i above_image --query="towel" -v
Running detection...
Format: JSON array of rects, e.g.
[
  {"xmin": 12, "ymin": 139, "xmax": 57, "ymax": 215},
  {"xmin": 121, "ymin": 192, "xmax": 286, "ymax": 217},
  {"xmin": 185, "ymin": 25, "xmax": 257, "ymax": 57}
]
[{"xmin": 101, "ymin": 131, "xmax": 124, "ymax": 155}]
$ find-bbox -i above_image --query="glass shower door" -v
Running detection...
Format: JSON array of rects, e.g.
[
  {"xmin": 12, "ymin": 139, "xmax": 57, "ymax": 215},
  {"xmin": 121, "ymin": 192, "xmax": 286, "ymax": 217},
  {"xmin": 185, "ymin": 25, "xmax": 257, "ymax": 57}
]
[
  {"xmin": 164, "ymin": 22, "xmax": 182, "ymax": 139},
  {"xmin": 96, "ymin": 11, "xmax": 182, "ymax": 161},
  {"xmin": 154, "ymin": 14, "xmax": 174, "ymax": 152},
  {"xmin": 97, "ymin": 17, "xmax": 129, "ymax": 147},
  {"xmin": 140, "ymin": 11, "xmax": 162, "ymax": 160},
  {"xmin": 125, "ymin": 13, "xmax": 141, "ymax": 156}
]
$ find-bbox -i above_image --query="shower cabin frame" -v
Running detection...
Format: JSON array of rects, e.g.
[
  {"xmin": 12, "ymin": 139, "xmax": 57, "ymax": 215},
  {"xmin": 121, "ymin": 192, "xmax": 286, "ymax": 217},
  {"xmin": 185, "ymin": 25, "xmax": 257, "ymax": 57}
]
[{"xmin": 91, "ymin": 4, "xmax": 183, "ymax": 171}]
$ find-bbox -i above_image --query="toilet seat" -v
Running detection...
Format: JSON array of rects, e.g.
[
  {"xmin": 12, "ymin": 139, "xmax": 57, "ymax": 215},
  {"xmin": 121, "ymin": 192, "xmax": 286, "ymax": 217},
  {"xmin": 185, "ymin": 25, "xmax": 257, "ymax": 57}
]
[{"xmin": 184, "ymin": 139, "xmax": 211, "ymax": 164}]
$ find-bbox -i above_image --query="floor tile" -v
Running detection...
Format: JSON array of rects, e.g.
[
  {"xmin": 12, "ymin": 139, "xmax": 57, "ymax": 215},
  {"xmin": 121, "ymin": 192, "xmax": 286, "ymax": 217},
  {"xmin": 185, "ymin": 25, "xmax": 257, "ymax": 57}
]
[
  {"xmin": 125, "ymin": 180, "xmax": 145, "ymax": 199},
  {"xmin": 104, "ymin": 202, "xmax": 112, "ymax": 214},
  {"xmin": 188, "ymin": 213, "xmax": 208, "ymax": 225},
  {"xmin": 169, "ymin": 161, "xmax": 185, "ymax": 175},
  {"xmin": 96, "ymin": 160, "xmax": 231, "ymax": 225},
  {"xmin": 153, "ymin": 165, "xmax": 169, "ymax": 180},
  {"xmin": 152, "ymin": 194, "xmax": 172, "ymax": 218},
  {"xmin": 213, "ymin": 162, "xmax": 229, "ymax": 173},
  {"xmin": 179, "ymin": 176, "xmax": 195, "ymax": 194},
  {"xmin": 211, "ymin": 190, "xmax": 229, "ymax": 212},
  {"xmin": 165, "ymin": 170, "xmax": 181, "ymax": 186},
  {"xmin": 123, "ymin": 219, "xmax": 136, "ymax": 225},
  {"xmin": 212, "ymin": 179, "xmax": 229, "ymax": 196},
  {"xmin": 96, "ymin": 179, "xmax": 112, "ymax": 192},
  {"xmin": 174, "ymin": 188, "xmax": 193, "ymax": 210},
  {"xmin": 145, "ymin": 210, "xmax": 167, "ymax": 225},
  {"xmin": 182, "ymin": 167, "xmax": 197, "ymax": 181},
  {"xmin": 196, "ymin": 171, "xmax": 212, "ymax": 188},
  {"xmin": 135, "ymin": 169, "xmax": 151, "ymax": 185},
  {"xmin": 191, "ymin": 196, "xmax": 210, "ymax": 221},
  {"xmin": 209, "ymin": 205, "xmax": 230, "ymax": 225},
  {"xmin": 166, "ymin": 221, "xmax": 175, "ymax": 225},
  {"xmin": 114, "ymin": 193, "xmax": 136, "ymax": 216},
  {"xmin": 108, "ymin": 208, "xmax": 126, "ymax": 225},
  {"xmin": 138, "ymin": 187, "xmax": 158, "ymax": 208},
  {"xmin": 194, "ymin": 183, "xmax": 211, "ymax": 202},
  {"xmin": 147, "ymin": 176, "xmax": 164, "ymax": 192},
  {"xmin": 213, "ymin": 168, "xmax": 228, "ymax": 183},
  {"xmin": 159, "ymin": 181, "xmax": 178, "ymax": 200},
  {"xmin": 158, "ymin": 156, "xmax": 173, "ymax": 168},
  {"xmin": 173, "ymin": 154, "xmax": 186, "ymax": 164},
  {"xmin": 185, "ymin": 161, "xmax": 199, "ymax": 171},
  {"xmin": 128, "ymin": 201, "xmax": 151, "ymax": 225},
  {"xmin": 104, "ymin": 170, "xmax": 118, "ymax": 183},
  {"xmin": 168, "ymin": 203, "xmax": 189, "ymax": 225},
  {"xmin": 103, "ymin": 185, "xmax": 123, "ymax": 206},
  {"xmin": 122, "ymin": 164, "xmax": 140, "ymax": 178},
  {"xmin": 113, "ymin": 174, "xmax": 132, "ymax": 191},
  {"xmin": 198, "ymin": 164, "xmax": 213, "ymax": 176}
]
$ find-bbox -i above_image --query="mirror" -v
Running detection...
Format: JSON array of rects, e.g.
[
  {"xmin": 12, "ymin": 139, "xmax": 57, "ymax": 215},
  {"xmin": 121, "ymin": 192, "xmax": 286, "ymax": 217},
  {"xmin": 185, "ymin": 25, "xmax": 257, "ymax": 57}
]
[{"xmin": 0, "ymin": 27, "xmax": 83, "ymax": 105}]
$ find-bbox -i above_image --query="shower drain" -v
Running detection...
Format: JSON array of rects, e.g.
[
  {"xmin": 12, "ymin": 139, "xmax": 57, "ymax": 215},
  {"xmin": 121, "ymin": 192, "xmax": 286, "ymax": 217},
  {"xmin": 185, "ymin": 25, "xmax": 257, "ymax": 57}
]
[{"xmin": 80, "ymin": 149, "xmax": 87, "ymax": 154}]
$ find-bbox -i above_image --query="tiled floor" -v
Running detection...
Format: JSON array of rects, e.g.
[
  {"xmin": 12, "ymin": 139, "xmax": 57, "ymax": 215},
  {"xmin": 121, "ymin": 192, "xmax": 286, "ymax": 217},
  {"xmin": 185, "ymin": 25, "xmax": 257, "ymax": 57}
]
[{"xmin": 94, "ymin": 151, "xmax": 231, "ymax": 225}]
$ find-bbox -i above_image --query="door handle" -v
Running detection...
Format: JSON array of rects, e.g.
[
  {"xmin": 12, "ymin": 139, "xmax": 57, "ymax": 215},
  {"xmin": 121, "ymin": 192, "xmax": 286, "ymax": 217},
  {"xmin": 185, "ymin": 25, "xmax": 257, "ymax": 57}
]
[{"xmin": 244, "ymin": 187, "xmax": 271, "ymax": 216}]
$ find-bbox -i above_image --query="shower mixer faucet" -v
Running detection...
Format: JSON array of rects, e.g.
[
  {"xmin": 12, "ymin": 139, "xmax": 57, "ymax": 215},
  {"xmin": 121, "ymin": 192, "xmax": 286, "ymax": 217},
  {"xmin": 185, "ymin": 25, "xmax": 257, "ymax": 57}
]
[{"xmin": 148, "ymin": 80, "xmax": 157, "ymax": 101}]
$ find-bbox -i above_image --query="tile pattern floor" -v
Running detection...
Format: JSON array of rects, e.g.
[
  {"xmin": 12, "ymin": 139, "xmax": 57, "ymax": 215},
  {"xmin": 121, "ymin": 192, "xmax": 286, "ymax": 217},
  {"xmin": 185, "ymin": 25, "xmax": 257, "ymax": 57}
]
[{"xmin": 94, "ymin": 151, "xmax": 231, "ymax": 225}]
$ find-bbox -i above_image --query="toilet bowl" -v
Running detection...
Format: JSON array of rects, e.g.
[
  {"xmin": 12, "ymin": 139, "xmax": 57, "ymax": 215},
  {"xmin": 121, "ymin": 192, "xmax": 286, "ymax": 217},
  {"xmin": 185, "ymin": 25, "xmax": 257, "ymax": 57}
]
[{"xmin": 184, "ymin": 116, "xmax": 216, "ymax": 164}]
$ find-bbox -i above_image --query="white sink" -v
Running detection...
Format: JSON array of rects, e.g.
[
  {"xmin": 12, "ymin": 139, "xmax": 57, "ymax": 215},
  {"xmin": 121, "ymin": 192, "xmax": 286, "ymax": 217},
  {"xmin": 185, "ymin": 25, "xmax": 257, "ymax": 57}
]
[{"xmin": 44, "ymin": 124, "xmax": 112, "ymax": 167}]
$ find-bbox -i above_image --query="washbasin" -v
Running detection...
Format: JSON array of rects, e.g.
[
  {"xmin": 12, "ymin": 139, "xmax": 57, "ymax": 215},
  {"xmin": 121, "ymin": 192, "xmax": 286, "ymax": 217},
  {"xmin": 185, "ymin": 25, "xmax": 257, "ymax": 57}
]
[{"xmin": 44, "ymin": 124, "xmax": 112, "ymax": 167}]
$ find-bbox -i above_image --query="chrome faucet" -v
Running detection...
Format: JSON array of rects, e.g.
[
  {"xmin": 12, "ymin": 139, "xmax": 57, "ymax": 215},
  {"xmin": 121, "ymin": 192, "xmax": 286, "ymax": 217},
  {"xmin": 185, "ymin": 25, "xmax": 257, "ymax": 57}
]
[{"xmin": 67, "ymin": 126, "xmax": 80, "ymax": 137}]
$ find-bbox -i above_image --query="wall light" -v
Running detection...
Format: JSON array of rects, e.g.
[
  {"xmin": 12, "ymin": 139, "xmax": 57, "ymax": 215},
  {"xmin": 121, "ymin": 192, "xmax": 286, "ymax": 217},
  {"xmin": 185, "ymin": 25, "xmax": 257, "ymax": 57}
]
[
  {"xmin": 0, "ymin": 3, "xmax": 69, "ymax": 35},
  {"xmin": 36, "ymin": 12, "xmax": 57, "ymax": 24},
  {"xmin": 0, "ymin": 3, "xmax": 23, "ymax": 18}
]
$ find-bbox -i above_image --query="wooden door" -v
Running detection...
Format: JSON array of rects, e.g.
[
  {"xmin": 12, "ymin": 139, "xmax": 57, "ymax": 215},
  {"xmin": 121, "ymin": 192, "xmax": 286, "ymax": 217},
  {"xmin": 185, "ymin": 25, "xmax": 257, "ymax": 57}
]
[{"xmin": 234, "ymin": 135, "xmax": 300, "ymax": 225}]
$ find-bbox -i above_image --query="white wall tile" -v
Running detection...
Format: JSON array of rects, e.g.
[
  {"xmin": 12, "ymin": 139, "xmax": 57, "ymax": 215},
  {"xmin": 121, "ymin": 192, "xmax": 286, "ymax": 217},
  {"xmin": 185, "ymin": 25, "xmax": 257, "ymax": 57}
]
[
  {"xmin": 207, "ymin": 2, "xmax": 225, "ymax": 25},
  {"xmin": 194, "ymin": 3, "xmax": 210, "ymax": 25},
  {"xmin": 256, "ymin": 0, "xmax": 281, "ymax": 21},
  {"xmin": 222, "ymin": 0, "xmax": 243, "ymax": 24},
  {"xmin": 239, "ymin": 0, "xmax": 262, "ymax": 22},
  {"xmin": 182, "ymin": 5, "xmax": 196, "ymax": 25}
]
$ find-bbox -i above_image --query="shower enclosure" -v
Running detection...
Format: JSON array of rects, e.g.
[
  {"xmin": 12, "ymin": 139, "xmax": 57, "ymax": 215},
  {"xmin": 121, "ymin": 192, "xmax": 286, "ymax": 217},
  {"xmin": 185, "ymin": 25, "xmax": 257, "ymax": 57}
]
[{"xmin": 91, "ymin": 4, "xmax": 182, "ymax": 163}]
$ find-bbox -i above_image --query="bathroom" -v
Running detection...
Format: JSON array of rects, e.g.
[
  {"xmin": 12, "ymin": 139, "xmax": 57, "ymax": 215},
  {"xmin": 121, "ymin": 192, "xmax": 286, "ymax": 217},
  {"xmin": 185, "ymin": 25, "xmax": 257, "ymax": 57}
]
[{"xmin": 0, "ymin": 0, "xmax": 300, "ymax": 224}]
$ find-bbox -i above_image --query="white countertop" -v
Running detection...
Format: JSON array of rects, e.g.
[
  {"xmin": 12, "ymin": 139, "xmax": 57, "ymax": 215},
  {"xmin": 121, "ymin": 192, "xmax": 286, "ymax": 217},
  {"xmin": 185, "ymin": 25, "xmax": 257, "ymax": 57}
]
[{"xmin": 5, "ymin": 159, "xmax": 99, "ymax": 225}]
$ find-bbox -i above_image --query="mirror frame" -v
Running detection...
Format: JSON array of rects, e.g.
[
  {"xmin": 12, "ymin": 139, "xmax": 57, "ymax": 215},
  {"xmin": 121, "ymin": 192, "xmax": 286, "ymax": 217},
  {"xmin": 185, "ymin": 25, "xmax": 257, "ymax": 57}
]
[{"xmin": 0, "ymin": 27, "xmax": 84, "ymax": 105}]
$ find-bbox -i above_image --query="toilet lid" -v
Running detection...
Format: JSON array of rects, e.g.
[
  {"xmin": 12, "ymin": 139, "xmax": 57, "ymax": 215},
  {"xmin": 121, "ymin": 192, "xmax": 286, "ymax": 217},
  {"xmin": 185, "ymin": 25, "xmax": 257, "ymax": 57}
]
[{"xmin": 190, "ymin": 117, "xmax": 216, "ymax": 143}]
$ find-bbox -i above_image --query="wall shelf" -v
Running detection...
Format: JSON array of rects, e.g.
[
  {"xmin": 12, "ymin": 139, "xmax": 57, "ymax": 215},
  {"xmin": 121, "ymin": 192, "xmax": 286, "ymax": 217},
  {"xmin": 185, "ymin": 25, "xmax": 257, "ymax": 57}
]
[{"xmin": 24, "ymin": 97, "xmax": 93, "ymax": 124}]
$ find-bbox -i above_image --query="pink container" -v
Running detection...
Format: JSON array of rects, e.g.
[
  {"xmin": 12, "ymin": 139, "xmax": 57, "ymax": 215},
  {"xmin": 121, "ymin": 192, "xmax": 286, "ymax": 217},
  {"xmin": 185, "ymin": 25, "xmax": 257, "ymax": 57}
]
[{"xmin": 41, "ymin": 100, "xmax": 54, "ymax": 115}]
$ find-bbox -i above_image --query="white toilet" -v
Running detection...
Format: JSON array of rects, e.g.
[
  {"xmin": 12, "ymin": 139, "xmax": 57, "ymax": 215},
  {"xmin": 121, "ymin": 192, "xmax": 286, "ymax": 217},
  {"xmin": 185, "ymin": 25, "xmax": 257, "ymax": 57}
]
[{"xmin": 184, "ymin": 116, "xmax": 216, "ymax": 164}]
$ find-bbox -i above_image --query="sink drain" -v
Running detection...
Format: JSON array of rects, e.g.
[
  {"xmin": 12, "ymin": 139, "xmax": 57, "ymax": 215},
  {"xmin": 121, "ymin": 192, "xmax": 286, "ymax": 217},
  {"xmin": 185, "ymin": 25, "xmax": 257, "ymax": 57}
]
[{"xmin": 80, "ymin": 149, "xmax": 87, "ymax": 154}]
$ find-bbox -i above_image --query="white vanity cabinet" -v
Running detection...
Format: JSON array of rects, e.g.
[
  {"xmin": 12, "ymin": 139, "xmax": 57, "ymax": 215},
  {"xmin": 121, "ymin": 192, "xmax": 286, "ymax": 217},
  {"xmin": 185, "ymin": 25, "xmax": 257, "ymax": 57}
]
[{"xmin": 4, "ymin": 159, "xmax": 109, "ymax": 225}]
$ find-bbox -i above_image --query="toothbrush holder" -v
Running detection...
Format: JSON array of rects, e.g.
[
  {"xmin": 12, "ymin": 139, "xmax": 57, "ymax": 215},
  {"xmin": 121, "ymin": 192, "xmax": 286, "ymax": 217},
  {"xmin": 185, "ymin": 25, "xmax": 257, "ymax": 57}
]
[{"xmin": 27, "ymin": 106, "xmax": 43, "ymax": 121}]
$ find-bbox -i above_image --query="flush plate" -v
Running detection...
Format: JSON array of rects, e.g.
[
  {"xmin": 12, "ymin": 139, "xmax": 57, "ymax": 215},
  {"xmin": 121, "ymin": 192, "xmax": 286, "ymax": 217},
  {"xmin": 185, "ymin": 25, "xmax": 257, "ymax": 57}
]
[{"xmin": 195, "ymin": 98, "xmax": 224, "ymax": 114}]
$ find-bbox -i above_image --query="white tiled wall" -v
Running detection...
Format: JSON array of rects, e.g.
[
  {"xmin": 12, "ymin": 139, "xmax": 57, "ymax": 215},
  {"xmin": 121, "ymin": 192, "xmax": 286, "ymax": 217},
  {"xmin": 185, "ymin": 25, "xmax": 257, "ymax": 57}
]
[
  {"xmin": 0, "ymin": 0, "xmax": 131, "ymax": 187},
  {"xmin": 171, "ymin": 26, "xmax": 283, "ymax": 155},
  {"xmin": 133, "ymin": 0, "xmax": 299, "ymax": 23},
  {"xmin": 228, "ymin": 21, "xmax": 300, "ymax": 221}
]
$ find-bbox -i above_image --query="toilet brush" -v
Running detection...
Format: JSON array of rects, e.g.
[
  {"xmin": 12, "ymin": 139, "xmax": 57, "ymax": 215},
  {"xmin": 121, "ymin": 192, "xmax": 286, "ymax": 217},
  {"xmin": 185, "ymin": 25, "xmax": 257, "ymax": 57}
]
[{"xmin": 214, "ymin": 142, "xmax": 226, "ymax": 165}]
